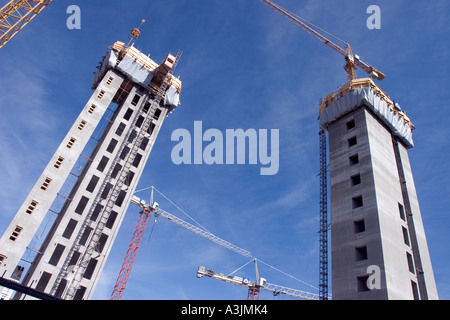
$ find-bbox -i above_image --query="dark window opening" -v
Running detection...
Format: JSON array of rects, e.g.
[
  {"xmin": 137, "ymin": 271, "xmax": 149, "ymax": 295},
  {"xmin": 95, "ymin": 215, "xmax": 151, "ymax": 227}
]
[
  {"xmin": 106, "ymin": 211, "xmax": 118, "ymax": 229},
  {"xmin": 356, "ymin": 246, "xmax": 368, "ymax": 261},
  {"xmin": 124, "ymin": 171, "xmax": 135, "ymax": 187},
  {"xmin": 135, "ymin": 115, "xmax": 145, "ymax": 128},
  {"xmin": 101, "ymin": 183, "xmax": 113, "ymax": 200},
  {"xmin": 140, "ymin": 137, "xmax": 150, "ymax": 151},
  {"xmin": 49, "ymin": 244, "xmax": 65, "ymax": 266},
  {"xmin": 147, "ymin": 122, "xmax": 156, "ymax": 136},
  {"xmin": 97, "ymin": 156, "xmax": 109, "ymax": 173},
  {"xmin": 120, "ymin": 146, "xmax": 130, "ymax": 160},
  {"xmin": 74, "ymin": 286, "xmax": 87, "ymax": 301},
  {"xmin": 97, "ymin": 234, "xmax": 108, "ymax": 254},
  {"xmin": 69, "ymin": 252, "xmax": 81, "ymax": 269},
  {"xmin": 351, "ymin": 174, "xmax": 361, "ymax": 186},
  {"xmin": 111, "ymin": 164, "xmax": 122, "ymax": 179},
  {"xmin": 354, "ymin": 219, "xmax": 366, "ymax": 234},
  {"xmin": 55, "ymin": 279, "xmax": 67, "ymax": 299},
  {"xmin": 128, "ymin": 130, "xmax": 137, "ymax": 143},
  {"xmin": 84, "ymin": 259, "xmax": 98, "ymax": 280},
  {"xmin": 79, "ymin": 227, "xmax": 92, "ymax": 246},
  {"xmin": 107, "ymin": 138, "xmax": 118, "ymax": 154},
  {"xmin": 67, "ymin": 137, "xmax": 76, "ymax": 149},
  {"xmin": 124, "ymin": 108, "xmax": 133, "ymax": 121},
  {"xmin": 349, "ymin": 154, "xmax": 360, "ymax": 166},
  {"xmin": 352, "ymin": 196, "xmax": 364, "ymax": 209},
  {"xmin": 132, "ymin": 153, "xmax": 143, "ymax": 168},
  {"xmin": 35, "ymin": 272, "xmax": 52, "ymax": 292},
  {"xmin": 411, "ymin": 281, "xmax": 419, "ymax": 300},
  {"xmin": 9, "ymin": 226, "xmax": 23, "ymax": 241},
  {"xmin": 399, "ymin": 203, "xmax": 406, "ymax": 221},
  {"xmin": 115, "ymin": 123, "xmax": 126, "ymax": 137},
  {"xmin": 357, "ymin": 275, "xmax": 370, "ymax": 292},
  {"xmin": 26, "ymin": 200, "xmax": 38, "ymax": 215},
  {"xmin": 402, "ymin": 226, "xmax": 410, "ymax": 246},
  {"xmin": 131, "ymin": 94, "xmax": 141, "ymax": 106},
  {"xmin": 407, "ymin": 252, "xmax": 415, "ymax": 274},
  {"xmin": 348, "ymin": 136, "xmax": 358, "ymax": 147},
  {"xmin": 347, "ymin": 120, "xmax": 356, "ymax": 130},
  {"xmin": 75, "ymin": 196, "xmax": 89, "ymax": 215},
  {"xmin": 86, "ymin": 175, "xmax": 100, "ymax": 193},
  {"xmin": 153, "ymin": 108, "xmax": 162, "ymax": 121},
  {"xmin": 63, "ymin": 219, "xmax": 78, "ymax": 239},
  {"xmin": 143, "ymin": 102, "xmax": 151, "ymax": 114},
  {"xmin": 115, "ymin": 190, "xmax": 127, "ymax": 207},
  {"xmin": 90, "ymin": 204, "xmax": 104, "ymax": 222}
]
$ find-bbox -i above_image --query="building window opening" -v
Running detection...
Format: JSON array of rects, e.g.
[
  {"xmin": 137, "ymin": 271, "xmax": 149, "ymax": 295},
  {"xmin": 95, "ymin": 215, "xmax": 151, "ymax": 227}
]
[
  {"xmin": 352, "ymin": 196, "xmax": 364, "ymax": 209},
  {"xmin": 9, "ymin": 226, "xmax": 23, "ymax": 241},
  {"xmin": 97, "ymin": 90, "xmax": 105, "ymax": 99},
  {"xmin": 347, "ymin": 119, "xmax": 356, "ymax": 130},
  {"xmin": 349, "ymin": 154, "xmax": 360, "ymax": 166},
  {"xmin": 41, "ymin": 177, "xmax": 52, "ymax": 191},
  {"xmin": 78, "ymin": 120, "xmax": 87, "ymax": 130},
  {"xmin": 348, "ymin": 136, "xmax": 358, "ymax": 147},
  {"xmin": 67, "ymin": 137, "xmax": 76, "ymax": 149},
  {"xmin": 88, "ymin": 104, "xmax": 97, "ymax": 114},
  {"xmin": 354, "ymin": 219, "xmax": 366, "ymax": 234},
  {"xmin": 54, "ymin": 156, "xmax": 65, "ymax": 169},
  {"xmin": 351, "ymin": 174, "xmax": 361, "ymax": 186},
  {"xmin": 355, "ymin": 246, "xmax": 368, "ymax": 261},
  {"xmin": 399, "ymin": 203, "xmax": 406, "ymax": 221},
  {"xmin": 26, "ymin": 200, "xmax": 39, "ymax": 215}
]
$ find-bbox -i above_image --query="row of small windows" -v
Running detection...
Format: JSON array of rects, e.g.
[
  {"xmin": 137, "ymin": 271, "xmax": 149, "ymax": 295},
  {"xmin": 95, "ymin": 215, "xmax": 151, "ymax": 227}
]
[
  {"xmin": 347, "ymin": 118, "xmax": 417, "ymax": 297},
  {"xmin": 50, "ymin": 235, "xmax": 109, "ymax": 268},
  {"xmin": 106, "ymin": 136, "xmax": 150, "ymax": 156},
  {"xmin": 36, "ymin": 265, "xmax": 91, "ymax": 300},
  {"xmin": 354, "ymin": 244, "xmax": 415, "ymax": 271},
  {"xmin": 62, "ymin": 209, "xmax": 118, "ymax": 242}
]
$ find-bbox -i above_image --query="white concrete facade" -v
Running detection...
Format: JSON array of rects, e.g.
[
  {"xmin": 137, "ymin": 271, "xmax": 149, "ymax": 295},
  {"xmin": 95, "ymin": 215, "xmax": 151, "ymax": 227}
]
[{"xmin": 0, "ymin": 69, "xmax": 121, "ymax": 283}]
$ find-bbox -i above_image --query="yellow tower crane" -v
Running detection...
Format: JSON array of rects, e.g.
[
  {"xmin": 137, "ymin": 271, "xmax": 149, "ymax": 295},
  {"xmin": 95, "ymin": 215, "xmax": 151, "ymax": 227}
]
[
  {"xmin": 257, "ymin": 0, "xmax": 385, "ymax": 82},
  {"xmin": 0, "ymin": 0, "xmax": 53, "ymax": 49}
]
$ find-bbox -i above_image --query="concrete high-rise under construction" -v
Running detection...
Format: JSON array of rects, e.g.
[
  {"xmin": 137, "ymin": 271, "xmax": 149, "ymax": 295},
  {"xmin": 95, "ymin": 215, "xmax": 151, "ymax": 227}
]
[
  {"xmin": 319, "ymin": 78, "xmax": 438, "ymax": 300},
  {"xmin": 0, "ymin": 38, "xmax": 182, "ymax": 300}
]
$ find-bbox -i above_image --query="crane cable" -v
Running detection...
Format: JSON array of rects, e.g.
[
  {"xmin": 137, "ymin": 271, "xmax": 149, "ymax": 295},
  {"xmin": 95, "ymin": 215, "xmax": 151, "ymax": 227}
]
[
  {"xmin": 135, "ymin": 186, "xmax": 319, "ymax": 292},
  {"xmin": 256, "ymin": 258, "xmax": 319, "ymax": 291},
  {"xmin": 153, "ymin": 186, "xmax": 212, "ymax": 234},
  {"xmin": 226, "ymin": 258, "xmax": 319, "ymax": 292},
  {"xmin": 267, "ymin": 0, "xmax": 348, "ymax": 48}
]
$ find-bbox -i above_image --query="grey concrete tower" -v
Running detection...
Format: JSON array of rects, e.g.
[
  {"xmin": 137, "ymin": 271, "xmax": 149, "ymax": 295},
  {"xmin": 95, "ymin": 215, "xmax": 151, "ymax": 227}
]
[
  {"xmin": 0, "ymin": 40, "xmax": 182, "ymax": 300},
  {"xmin": 319, "ymin": 79, "xmax": 438, "ymax": 300}
]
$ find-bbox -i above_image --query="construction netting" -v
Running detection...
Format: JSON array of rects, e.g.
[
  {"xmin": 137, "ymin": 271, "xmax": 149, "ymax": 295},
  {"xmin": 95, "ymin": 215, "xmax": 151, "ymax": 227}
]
[{"xmin": 319, "ymin": 86, "xmax": 414, "ymax": 148}]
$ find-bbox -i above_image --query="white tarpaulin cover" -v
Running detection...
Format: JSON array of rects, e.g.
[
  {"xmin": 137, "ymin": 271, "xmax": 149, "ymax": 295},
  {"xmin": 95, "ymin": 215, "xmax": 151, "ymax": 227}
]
[
  {"xmin": 319, "ymin": 87, "xmax": 414, "ymax": 148},
  {"xmin": 92, "ymin": 49, "xmax": 180, "ymax": 108},
  {"xmin": 164, "ymin": 85, "xmax": 180, "ymax": 108},
  {"xmin": 117, "ymin": 54, "xmax": 154, "ymax": 87}
]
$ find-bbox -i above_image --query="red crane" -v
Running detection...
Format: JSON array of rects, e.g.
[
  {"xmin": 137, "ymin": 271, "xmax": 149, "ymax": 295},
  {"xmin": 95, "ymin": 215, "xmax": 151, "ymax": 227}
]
[
  {"xmin": 110, "ymin": 204, "xmax": 152, "ymax": 300},
  {"xmin": 110, "ymin": 188, "xmax": 252, "ymax": 300}
]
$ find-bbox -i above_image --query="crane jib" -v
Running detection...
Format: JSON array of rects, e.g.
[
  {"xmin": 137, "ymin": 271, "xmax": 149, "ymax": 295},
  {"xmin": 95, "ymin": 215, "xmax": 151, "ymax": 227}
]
[{"xmin": 154, "ymin": 208, "xmax": 252, "ymax": 259}]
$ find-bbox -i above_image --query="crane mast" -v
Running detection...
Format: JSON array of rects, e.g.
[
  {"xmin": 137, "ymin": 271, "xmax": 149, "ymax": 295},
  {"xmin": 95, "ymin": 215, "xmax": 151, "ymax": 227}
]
[
  {"xmin": 0, "ymin": 0, "xmax": 53, "ymax": 49},
  {"xmin": 256, "ymin": 0, "xmax": 385, "ymax": 81}
]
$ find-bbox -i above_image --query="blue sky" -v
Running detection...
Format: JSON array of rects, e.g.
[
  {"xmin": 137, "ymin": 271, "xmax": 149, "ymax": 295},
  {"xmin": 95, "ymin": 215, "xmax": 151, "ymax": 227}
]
[{"xmin": 0, "ymin": 0, "xmax": 449, "ymax": 300}]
